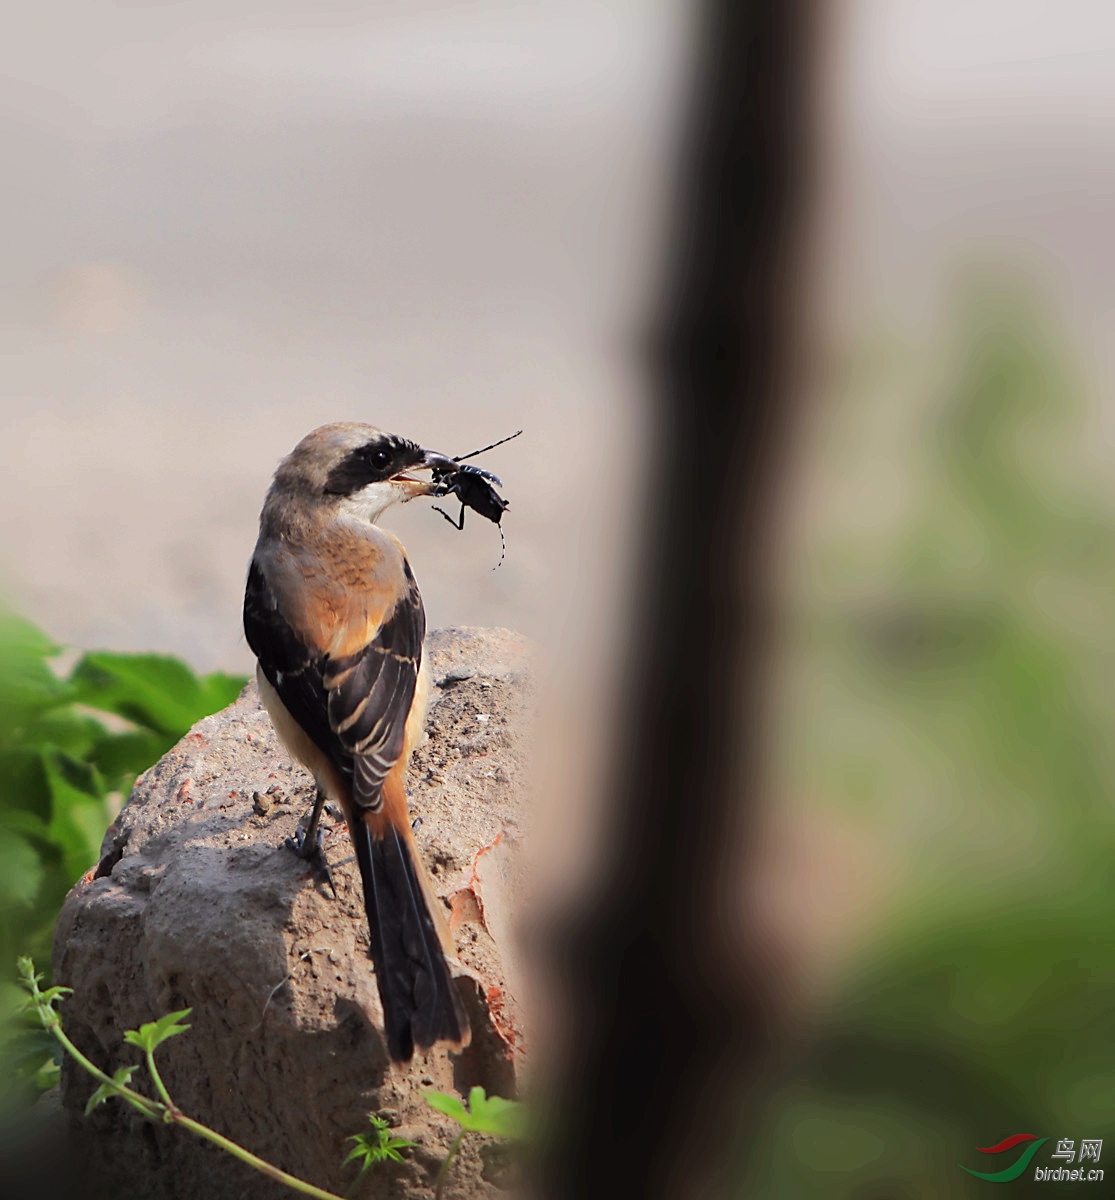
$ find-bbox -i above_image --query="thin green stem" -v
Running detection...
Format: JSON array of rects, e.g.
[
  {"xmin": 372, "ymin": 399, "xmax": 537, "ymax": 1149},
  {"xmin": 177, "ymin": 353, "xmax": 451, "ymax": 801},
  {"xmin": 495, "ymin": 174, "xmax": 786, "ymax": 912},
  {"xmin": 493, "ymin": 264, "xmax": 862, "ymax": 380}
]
[
  {"xmin": 145, "ymin": 1048, "xmax": 177, "ymax": 1116},
  {"xmin": 434, "ymin": 1131, "xmax": 466, "ymax": 1200},
  {"xmin": 343, "ymin": 1161, "xmax": 370, "ymax": 1199},
  {"xmin": 174, "ymin": 1113, "xmax": 346, "ymax": 1200},
  {"xmin": 20, "ymin": 962, "xmax": 349, "ymax": 1200},
  {"xmin": 38, "ymin": 1009, "xmax": 162, "ymax": 1122}
]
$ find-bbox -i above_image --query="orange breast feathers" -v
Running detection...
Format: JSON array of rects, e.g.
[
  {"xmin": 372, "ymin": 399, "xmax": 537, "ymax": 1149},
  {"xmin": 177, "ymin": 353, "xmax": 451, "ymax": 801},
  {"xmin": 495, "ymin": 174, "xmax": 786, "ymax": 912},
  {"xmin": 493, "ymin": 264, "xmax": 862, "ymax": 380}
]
[{"xmin": 257, "ymin": 523, "xmax": 411, "ymax": 659}]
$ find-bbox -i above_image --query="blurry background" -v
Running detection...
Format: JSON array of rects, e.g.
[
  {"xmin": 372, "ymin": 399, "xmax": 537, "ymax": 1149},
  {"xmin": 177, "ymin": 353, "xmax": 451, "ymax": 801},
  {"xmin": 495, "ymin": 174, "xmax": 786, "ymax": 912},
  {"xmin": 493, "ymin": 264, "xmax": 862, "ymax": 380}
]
[
  {"xmin": 749, "ymin": 2, "xmax": 1115, "ymax": 1194},
  {"xmin": 0, "ymin": 0, "xmax": 689, "ymax": 673},
  {"xmin": 5, "ymin": 0, "xmax": 1115, "ymax": 1193}
]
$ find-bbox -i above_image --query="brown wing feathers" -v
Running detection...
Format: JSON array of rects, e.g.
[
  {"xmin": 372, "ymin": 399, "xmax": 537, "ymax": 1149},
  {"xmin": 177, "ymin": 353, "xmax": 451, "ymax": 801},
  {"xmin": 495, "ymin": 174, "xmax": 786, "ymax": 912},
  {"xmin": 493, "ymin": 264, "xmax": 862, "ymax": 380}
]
[
  {"xmin": 244, "ymin": 559, "xmax": 346, "ymax": 783},
  {"xmin": 244, "ymin": 549, "xmax": 469, "ymax": 1061},
  {"xmin": 325, "ymin": 565, "xmax": 424, "ymax": 810},
  {"xmin": 244, "ymin": 557, "xmax": 423, "ymax": 806}
]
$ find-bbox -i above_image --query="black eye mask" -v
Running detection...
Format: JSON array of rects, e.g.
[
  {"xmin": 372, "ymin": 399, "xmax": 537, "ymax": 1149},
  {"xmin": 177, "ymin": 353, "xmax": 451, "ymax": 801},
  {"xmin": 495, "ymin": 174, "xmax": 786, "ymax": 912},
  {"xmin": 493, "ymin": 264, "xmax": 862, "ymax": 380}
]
[{"xmin": 323, "ymin": 437, "xmax": 423, "ymax": 495}]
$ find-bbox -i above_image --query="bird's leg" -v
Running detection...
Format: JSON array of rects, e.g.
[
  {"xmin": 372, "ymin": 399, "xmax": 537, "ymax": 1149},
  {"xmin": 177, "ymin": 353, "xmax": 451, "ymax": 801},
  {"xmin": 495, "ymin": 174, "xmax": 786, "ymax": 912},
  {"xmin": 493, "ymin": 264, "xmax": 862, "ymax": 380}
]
[
  {"xmin": 285, "ymin": 786, "xmax": 336, "ymax": 897},
  {"xmin": 288, "ymin": 785, "xmax": 326, "ymax": 853}
]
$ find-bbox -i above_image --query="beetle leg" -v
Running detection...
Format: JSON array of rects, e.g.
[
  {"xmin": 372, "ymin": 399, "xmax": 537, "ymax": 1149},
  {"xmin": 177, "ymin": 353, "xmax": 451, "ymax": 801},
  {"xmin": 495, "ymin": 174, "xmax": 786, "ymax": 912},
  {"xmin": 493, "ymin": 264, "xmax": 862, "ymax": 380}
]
[{"xmin": 432, "ymin": 501, "xmax": 467, "ymax": 531}]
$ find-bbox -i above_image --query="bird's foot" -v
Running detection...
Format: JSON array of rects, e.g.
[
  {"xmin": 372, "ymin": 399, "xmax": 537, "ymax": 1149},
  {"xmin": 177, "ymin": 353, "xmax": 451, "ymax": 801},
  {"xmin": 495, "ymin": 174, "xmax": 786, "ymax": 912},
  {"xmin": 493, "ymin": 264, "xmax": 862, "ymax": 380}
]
[{"xmin": 284, "ymin": 824, "xmax": 337, "ymax": 898}]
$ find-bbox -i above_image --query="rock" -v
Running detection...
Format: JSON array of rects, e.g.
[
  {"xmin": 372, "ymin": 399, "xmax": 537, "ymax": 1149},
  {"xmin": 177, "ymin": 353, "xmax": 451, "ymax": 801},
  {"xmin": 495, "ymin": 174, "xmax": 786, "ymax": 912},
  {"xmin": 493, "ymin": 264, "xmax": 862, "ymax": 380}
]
[{"xmin": 52, "ymin": 628, "xmax": 531, "ymax": 1200}]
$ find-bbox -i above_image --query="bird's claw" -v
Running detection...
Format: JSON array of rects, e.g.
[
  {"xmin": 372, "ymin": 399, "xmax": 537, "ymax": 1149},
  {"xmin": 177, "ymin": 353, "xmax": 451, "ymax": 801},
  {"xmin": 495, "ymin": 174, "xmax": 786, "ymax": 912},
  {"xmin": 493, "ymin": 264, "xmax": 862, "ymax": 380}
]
[{"xmin": 284, "ymin": 824, "xmax": 337, "ymax": 898}]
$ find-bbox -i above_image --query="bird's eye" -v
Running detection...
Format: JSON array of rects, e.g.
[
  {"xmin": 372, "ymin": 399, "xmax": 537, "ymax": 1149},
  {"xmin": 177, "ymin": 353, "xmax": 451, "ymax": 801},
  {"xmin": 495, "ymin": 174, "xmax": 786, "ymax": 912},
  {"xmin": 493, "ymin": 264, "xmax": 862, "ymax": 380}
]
[{"xmin": 370, "ymin": 449, "xmax": 390, "ymax": 467}]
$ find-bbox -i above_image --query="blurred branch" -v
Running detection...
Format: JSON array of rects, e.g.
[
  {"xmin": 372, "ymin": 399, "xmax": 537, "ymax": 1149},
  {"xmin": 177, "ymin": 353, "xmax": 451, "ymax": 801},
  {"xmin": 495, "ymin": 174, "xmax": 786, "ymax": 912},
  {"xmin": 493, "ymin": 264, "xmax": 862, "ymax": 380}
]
[{"xmin": 541, "ymin": 1, "xmax": 816, "ymax": 1197}]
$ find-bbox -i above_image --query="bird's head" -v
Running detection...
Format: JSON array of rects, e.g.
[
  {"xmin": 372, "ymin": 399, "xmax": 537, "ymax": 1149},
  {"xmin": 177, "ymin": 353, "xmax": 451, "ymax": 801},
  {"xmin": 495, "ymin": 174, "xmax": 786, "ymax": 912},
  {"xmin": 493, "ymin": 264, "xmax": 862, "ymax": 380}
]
[{"xmin": 272, "ymin": 423, "xmax": 453, "ymax": 524}]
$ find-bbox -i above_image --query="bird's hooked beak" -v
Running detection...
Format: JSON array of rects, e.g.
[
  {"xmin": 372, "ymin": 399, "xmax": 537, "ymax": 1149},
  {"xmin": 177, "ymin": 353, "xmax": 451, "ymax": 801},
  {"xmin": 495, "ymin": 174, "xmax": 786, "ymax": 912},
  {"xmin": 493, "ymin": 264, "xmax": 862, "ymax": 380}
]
[
  {"xmin": 388, "ymin": 448, "xmax": 456, "ymax": 499},
  {"xmin": 420, "ymin": 449, "xmax": 457, "ymax": 473}
]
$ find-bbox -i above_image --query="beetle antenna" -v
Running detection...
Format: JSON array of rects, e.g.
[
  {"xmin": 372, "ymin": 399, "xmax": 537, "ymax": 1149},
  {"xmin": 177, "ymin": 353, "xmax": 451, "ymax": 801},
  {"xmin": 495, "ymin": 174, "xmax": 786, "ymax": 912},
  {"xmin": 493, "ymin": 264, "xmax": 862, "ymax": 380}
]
[
  {"xmin": 454, "ymin": 429, "xmax": 523, "ymax": 463},
  {"xmin": 493, "ymin": 523, "xmax": 507, "ymax": 570}
]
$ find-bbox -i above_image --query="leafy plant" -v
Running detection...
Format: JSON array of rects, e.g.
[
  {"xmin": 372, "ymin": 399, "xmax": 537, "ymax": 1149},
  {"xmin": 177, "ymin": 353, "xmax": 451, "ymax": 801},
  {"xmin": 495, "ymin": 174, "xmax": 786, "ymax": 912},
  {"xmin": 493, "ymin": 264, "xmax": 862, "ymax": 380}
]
[
  {"xmin": 0, "ymin": 611, "xmax": 245, "ymax": 1104},
  {"xmin": 19, "ymin": 958, "xmax": 350, "ymax": 1200},
  {"xmin": 0, "ymin": 611, "xmax": 245, "ymax": 972},
  {"xmin": 343, "ymin": 1113, "xmax": 416, "ymax": 1196},
  {"xmin": 122, "ymin": 1009, "xmax": 194, "ymax": 1113},
  {"xmin": 22, "ymin": 956, "xmax": 523, "ymax": 1199},
  {"xmin": 424, "ymin": 1086, "xmax": 524, "ymax": 1199}
]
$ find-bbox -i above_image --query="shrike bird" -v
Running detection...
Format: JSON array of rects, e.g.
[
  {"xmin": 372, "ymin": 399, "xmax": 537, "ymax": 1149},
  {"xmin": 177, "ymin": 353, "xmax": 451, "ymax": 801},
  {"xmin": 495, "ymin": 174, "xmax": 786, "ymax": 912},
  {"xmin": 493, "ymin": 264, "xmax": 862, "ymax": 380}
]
[{"xmin": 243, "ymin": 423, "xmax": 469, "ymax": 1062}]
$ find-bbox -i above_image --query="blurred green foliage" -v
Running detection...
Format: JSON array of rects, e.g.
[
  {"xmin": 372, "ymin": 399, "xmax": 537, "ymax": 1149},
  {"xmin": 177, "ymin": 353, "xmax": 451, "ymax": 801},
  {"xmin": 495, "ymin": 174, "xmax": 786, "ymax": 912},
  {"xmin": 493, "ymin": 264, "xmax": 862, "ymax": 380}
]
[
  {"xmin": 749, "ymin": 281, "xmax": 1115, "ymax": 1196},
  {"xmin": 0, "ymin": 614, "xmax": 244, "ymax": 1100}
]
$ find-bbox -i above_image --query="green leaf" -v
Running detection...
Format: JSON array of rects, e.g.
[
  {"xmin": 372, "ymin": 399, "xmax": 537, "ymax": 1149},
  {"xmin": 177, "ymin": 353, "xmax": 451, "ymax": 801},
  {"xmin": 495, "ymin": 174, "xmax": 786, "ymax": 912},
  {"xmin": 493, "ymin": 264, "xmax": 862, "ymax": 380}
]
[
  {"xmin": 0, "ymin": 748, "xmax": 52, "ymax": 821},
  {"xmin": 464, "ymin": 1087, "xmax": 524, "ymax": 1138},
  {"xmin": 3, "ymin": 808, "xmax": 52, "ymax": 841},
  {"xmin": 87, "ymin": 727, "xmax": 174, "ymax": 790},
  {"xmin": 0, "ymin": 613, "xmax": 59, "ymax": 663},
  {"xmin": 71, "ymin": 653, "xmax": 244, "ymax": 738},
  {"xmin": 42, "ymin": 751, "xmax": 110, "ymax": 879},
  {"xmin": 85, "ymin": 1064, "xmax": 138, "ymax": 1115},
  {"xmin": 19, "ymin": 708, "xmax": 103, "ymax": 760},
  {"xmin": 14, "ymin": 957, "xmax": 69, "ymax": 1012},
  {"xmin": 0, "ymin": 620, "xmax": 250, "ymax": 1044},
  {"xmin": 343, "ymin": 1138, "xmax": 411, "ymax": 1168},
  {"xmin": 424, "ymin": 1089, "xmax": 470, "ymax": 1126},
  {"xmin": 344, "ymin": 1113, "xmax": 416, "ymax": 1176},
  {"xmin": 123, "ymin": 1009, "xmax": 192, "ymax": 1054},
  {"xmin": 0, "ymin": 612, "xmax": 70, "ymax": 733},
  {"xmin": 34, "ymin": 986, "xmax": 72, "ymax": 1009},
  {"xmin": 6, "ymin": 1027, "xmax": 57, "ymax": 1074},
  {"xmin": 0, "ymin": 834, "xmax": 44, "ymax": 908},
  {"xmin": 0, "ymin": 981, "xmax": 32, "ymax": 1023},
  {"xmin": 32, "ymin": 1056, "xmax": 60, "ymax": 1091},
  {"xmin": 423, "ymin": 1087, "xmax": 524, "ymax": 1139}
]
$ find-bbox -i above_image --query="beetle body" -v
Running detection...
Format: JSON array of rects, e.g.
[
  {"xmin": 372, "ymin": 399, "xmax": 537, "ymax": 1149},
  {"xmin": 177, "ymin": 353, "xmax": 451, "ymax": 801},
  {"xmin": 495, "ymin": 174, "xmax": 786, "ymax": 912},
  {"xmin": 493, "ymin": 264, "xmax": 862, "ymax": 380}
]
[
  {"xmin": 426, "ymin": 429, "xmax": 519, "ymax": 565},
  {"xmin": 432, "ymin": 462, "xmax": 508, "ymax": 528}
]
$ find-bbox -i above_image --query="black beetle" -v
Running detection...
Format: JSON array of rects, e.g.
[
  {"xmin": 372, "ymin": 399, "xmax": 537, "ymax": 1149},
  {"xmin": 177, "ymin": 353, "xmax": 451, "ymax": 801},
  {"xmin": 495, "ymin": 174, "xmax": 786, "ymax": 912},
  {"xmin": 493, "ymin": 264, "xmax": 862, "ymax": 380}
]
[{"xmin": 426, "ymin": 431, "xmax": 520, "ymax": 565}]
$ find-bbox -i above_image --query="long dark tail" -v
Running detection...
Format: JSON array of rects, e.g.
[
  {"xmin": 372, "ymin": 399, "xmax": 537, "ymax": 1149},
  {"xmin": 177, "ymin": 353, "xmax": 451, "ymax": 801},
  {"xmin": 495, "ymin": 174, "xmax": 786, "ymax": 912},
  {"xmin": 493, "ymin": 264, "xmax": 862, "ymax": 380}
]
[{"xmin": 354, "ymin": 807, "xmax": 470, "ymax": 1062}]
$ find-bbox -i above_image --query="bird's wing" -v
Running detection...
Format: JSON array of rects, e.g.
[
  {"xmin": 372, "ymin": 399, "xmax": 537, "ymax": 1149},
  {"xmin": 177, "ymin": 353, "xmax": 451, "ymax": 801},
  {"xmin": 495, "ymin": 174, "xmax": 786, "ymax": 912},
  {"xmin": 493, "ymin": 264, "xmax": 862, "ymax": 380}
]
[
  {"xmin": 322, "ymin": 561, "xmax": 424, "ymax": 811},
  {"xmin": 244, "ymin": 557, "xmax": 340, "ymax": 772},
  {"xmin": 244, "ymin": 555, "xmax": 424, "ymax": 809}
]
